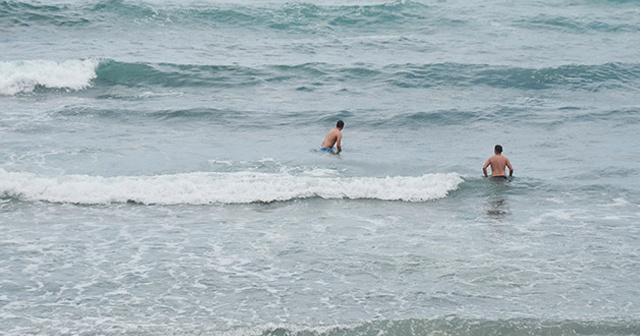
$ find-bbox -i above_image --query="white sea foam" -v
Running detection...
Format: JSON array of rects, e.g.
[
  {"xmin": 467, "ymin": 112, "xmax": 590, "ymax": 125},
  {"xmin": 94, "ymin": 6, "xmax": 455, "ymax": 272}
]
[
  {"xmin": 0, "ymin": 59, "xmax": 99, "ymax": 95},
  {"xmin": 0, "ymin": 169, "xmax": 463, "ymax": 205}
]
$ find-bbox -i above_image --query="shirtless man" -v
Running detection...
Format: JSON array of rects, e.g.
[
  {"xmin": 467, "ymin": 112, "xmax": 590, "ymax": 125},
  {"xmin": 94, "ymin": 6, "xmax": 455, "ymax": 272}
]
[
  {"xmin": 483, "ymin": 144, "xmax": 514, "ymax": 178},
  {"xmin": 320, "ymin": 120, "xmax": 344, "ymax": 154}
]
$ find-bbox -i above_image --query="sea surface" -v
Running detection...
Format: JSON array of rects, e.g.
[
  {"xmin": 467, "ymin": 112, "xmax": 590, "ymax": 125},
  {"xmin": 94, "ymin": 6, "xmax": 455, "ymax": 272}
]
[{"xmin": 1, "ymin": 0, "xmax": 640, "ymax": 335}]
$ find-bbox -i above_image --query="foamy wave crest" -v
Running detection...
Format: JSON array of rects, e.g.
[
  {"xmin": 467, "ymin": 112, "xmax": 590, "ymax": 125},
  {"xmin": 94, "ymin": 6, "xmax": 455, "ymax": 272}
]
[
  {"xmin": 0, "ymin": 59, "xmax": 99, "ymax": 95},
  {"xmin": 0, "ymin": 169, "xmax": 463, "ymax": 205}
]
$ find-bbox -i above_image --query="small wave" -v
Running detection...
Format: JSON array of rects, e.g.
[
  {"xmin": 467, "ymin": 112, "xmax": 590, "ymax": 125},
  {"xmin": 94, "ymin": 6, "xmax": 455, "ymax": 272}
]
[
  {"xmin": 0, "ymin": 2, "xmax": 90, "ymax": 28},
  {"xmin": 471, "ymin": 62, "xmax": 640, "ymax": 91},
  {"xmin": 3, "ymin": 0, "xmax": 636, "ymax": 36},
  {"xmin": 385, "ymin": 62, "xmax": 640, "ymax": 91},
  {"xmin": 95, "ymin": 59, "xmax": 265, "ymax": 89},
  {"xmin": 222, "ymin": 317, "xmax": 640, "ymax": 336},
  {"xmin": 1, "ymin": 0, "xmax": 433, "ymax": 32},
  {"xmin": 153, "ymin": 1, "xmax": 432, "ymax": 32},
  {"xmin": 369, "ymin": 109, "xmax": 482, "ymax": 128},
  {"xmin": 0, "ymin": 169, "xmax": 463, "ymax": 205},
  {"xmin": 3, "ymin": 59, "xmax": 636, "ymax": 96},
  {"xmin": 0, "ymin": 59, "xmax": 99, "ymax": 95},
  {"xmin": 94, "ymin": 61, "xmax": 640, "ymax": 92},
  {"xmin": 519, "ymin": 14, "xmax": 640, "ymax": 33}
]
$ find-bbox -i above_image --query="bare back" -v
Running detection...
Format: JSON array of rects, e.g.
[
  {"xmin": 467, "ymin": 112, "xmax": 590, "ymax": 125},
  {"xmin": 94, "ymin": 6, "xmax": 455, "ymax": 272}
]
[
  {"xmin": 321, "ymin": 127, "xmax": 343, "ymax": 152},
  {"xmin": 483, "ymin": 154, "xmax": 513, "ymax": 177}
]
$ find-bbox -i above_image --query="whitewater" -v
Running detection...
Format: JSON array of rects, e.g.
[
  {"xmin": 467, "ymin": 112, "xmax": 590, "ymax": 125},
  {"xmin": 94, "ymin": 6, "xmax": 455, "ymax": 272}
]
[{"xmin": 0, "ymin": 169, "xmax": 463, "ymax": 204}]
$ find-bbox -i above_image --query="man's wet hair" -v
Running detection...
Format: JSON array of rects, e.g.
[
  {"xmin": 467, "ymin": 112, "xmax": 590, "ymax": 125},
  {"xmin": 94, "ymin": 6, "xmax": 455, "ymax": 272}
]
[
  {"xmin": 337, "ymin": 120, "xmax": 344, "ymax": 128},
  {"xmin": 495, "ymin": 144, "xmax": 503, "ymax": 153}
]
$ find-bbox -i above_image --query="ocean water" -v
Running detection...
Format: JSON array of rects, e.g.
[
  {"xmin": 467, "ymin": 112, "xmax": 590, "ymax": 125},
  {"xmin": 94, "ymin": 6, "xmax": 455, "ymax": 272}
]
[{"xmin": 1, "ymin": 0, "xmax": 640, "ymax": 335}]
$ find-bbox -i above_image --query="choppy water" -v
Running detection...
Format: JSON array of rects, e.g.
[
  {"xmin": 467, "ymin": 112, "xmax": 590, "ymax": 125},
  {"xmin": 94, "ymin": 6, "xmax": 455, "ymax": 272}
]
[{"xmin": 1, "ymin": 1, "xmax": 640, "ymax": 335}]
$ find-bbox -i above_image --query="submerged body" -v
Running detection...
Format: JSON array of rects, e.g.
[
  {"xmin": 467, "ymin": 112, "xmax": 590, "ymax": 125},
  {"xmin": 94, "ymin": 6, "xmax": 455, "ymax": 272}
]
[
  {"xmin": 483, "ymin": 145, "xmax": 514, "ymax": 177},
  {"xmin": 321, "ymin": 120, "xmax": 344, "ymax": 153}
]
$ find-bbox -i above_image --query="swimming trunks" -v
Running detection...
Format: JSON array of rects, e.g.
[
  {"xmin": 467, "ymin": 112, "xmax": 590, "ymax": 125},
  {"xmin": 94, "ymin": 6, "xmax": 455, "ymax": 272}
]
[
  {"xmin": 320, "ymin": 147, "xmax": 334, "ymax": 153},
  {"xmin": 491, "ymin": 176, "xmax": 508, "ymax": 180}
]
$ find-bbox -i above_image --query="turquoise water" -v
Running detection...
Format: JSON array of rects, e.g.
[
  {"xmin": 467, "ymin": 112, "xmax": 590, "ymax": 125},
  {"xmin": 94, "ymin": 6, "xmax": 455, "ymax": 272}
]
[{"xmin": 1, "ymin": 1, "xmax": 639, "ymax": 335}]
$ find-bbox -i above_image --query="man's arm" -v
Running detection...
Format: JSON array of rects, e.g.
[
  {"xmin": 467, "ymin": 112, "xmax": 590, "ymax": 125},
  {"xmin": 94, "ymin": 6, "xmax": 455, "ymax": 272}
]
[
  {"xmin": 482, "ymin": 159, "xmax": 490, "ymax": 177},
  {"xmin": 507, "ymin": 159, "xmax": 514, "ymax": 176},
  {"xmin": 335, "ymin": 133, "xmax": 342, "ymax": 153}
]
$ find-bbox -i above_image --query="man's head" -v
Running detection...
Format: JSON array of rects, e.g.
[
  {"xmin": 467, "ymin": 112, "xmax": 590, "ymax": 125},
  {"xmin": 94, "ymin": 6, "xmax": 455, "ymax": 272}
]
[
  {"xmin": 336, "ymin": 120, "xmax": 344, "ymax": 129},
  {"xmin": 494, "ymin": 144, "xmax": 503, "ymax": 154}
]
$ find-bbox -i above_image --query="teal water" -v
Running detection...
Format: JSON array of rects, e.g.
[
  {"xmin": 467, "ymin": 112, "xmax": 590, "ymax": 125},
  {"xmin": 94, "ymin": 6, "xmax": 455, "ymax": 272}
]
[{"xmin": 1, "ymin": 1, "xmax": 639, "ymax": 335}]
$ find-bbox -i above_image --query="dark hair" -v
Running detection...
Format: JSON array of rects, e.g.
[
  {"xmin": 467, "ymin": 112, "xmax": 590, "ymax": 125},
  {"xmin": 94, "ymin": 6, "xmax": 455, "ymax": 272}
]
[
  {"xmin": 336, "ymin": 120, "xmax": 344, "ymax": 128},
  {"xmin": 494, "ymin": 144, "xmax": 503, "ymax": 153}
]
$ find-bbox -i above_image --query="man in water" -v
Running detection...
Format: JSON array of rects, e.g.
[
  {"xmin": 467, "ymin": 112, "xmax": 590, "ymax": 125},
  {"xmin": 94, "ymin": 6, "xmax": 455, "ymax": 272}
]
[
  {"xmin": 321, "ymin": 120, "xmax": 344, "ymax": 154},
  {"xmin": 483, "ymin": 144, "xmax": 514, "ymax": 178}
]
